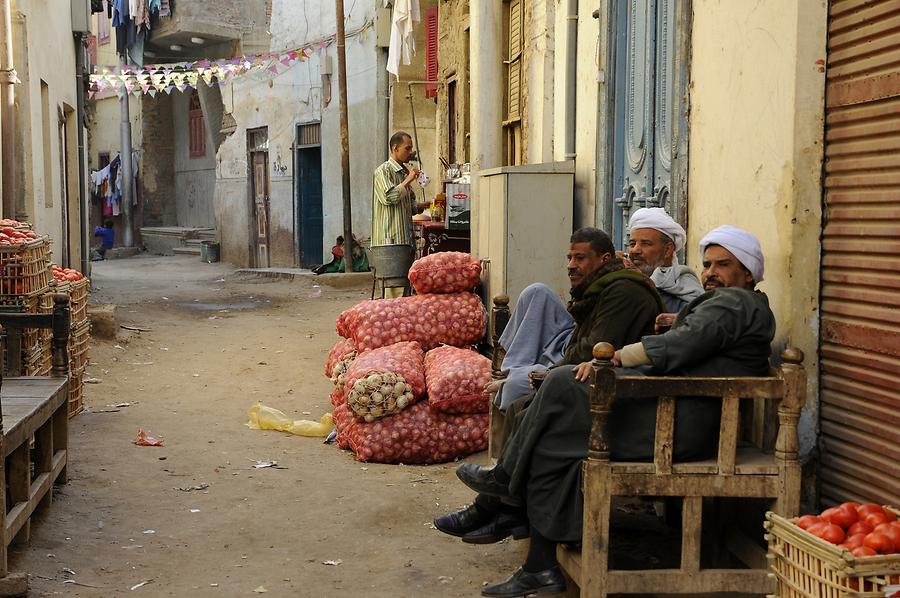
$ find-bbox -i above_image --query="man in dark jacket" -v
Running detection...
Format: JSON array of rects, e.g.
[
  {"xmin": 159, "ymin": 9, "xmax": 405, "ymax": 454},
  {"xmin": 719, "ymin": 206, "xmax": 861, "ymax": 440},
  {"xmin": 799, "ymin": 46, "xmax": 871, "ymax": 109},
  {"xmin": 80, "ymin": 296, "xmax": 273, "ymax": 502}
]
[
  {"xmin": 451, "ymin": 225, "xmax": 775, "ymax": 598},
  {"xmin": 434, "ymin": 227, "xmax": 663, "ymax": 548}
]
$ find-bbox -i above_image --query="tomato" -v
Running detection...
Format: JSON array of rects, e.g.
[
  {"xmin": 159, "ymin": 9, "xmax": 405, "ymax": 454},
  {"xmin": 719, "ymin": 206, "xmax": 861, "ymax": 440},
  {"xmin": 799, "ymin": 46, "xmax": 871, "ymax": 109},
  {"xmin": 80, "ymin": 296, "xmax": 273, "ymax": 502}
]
[
  {"xmin": 875, "ymin": 523, "xmax": 900, "ymax": 548},
  {"xmin": 848, "ymin": 521, "xmax": 873, "ymax": 536},
  {"xmin": 857, "ymin": 504, "xmax": 884, "ymax": 517},
  {"xmin": 797, "ymin": 515, "xmax": 822, "ymax": 530},
  {"xmin": 863, "ymin": 531, "xmax": 895, "ymax": 555},
  {"xmin": 841, "ymin": 502, "xmax": 862, "ymax": 511},
  {"xmin": 824, "ymin": 505, "xmax": 858, "ymax": 530},
  {"xmin": 1, "ymin": 227, "xmax": 15, "ymax": 236},
  {"xmin": 884, "ymin": 509, "xmax": 898, "ymax": 522},
  {"xmin": 852, "ymin": 546, "xmax": 878, "ymax": 557},
  {"xmin": 819, "ymin": 523, "xmax": 846, "ymax": 545},
  {"xmin": 865, "ymin": 511, "xmax": 890, "ymax": 528},
  {"xmin": 843, "ymin": 533, "xmax": 867, "ymax": 550}
]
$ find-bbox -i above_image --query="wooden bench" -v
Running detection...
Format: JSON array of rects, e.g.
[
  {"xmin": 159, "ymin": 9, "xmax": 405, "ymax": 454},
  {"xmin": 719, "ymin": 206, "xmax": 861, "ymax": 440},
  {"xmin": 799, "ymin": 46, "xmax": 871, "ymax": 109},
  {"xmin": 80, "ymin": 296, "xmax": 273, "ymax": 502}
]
[
  {"xmin": 0, "ymin": 295, "xmax": 71, "ymax": 595},
  {"xmin": 554, "ymin": 341, "xmax": 806, "ymax": 597}
]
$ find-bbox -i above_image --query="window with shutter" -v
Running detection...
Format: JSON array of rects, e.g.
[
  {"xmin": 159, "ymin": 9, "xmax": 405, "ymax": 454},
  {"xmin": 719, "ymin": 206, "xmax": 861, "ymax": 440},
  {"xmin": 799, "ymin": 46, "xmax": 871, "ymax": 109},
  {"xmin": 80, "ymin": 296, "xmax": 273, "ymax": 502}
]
[
  {"xmin": 425, "ymin": 7, "xmax": 439, "ymax": 98},
  {"xmin": 189, "ymin": 91, "xmax": 206, "ymax": 158},
  {"xmin": 503, "ymin": 0, "xmax": 524, "ymax": 165}
]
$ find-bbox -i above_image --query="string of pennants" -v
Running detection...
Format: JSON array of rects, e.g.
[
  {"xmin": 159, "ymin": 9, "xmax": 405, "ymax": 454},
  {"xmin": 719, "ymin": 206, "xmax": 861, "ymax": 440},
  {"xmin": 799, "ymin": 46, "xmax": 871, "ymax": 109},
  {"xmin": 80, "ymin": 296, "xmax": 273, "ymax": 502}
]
[{"xmin": 88, "ymin": 36, "xmax": 336, "ymax": 99}]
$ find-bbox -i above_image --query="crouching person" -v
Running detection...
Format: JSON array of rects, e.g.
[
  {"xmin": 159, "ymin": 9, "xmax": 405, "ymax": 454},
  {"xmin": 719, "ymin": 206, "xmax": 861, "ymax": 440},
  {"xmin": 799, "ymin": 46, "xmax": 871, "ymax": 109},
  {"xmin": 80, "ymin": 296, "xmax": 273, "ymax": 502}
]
[{"xmin": 441, "ymin": 225, "xmax": 776, "ymax": 597}]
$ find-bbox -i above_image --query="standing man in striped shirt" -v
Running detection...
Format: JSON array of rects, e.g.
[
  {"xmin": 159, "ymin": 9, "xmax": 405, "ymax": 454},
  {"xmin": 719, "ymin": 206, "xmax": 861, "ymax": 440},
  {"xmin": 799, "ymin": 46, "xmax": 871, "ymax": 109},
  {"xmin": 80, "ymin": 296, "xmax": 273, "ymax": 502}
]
[{"xmin": 372, "ymin": 131, "xmax": 422, "ymax": 296}]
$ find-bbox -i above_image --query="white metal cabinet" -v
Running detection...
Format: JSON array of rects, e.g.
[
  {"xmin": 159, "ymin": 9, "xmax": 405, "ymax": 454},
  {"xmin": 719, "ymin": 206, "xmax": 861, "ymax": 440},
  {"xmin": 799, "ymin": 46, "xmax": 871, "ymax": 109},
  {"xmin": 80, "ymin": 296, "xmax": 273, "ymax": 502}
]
[{"xmin": 472, "ymin": 161, "xmax": 575, "ymax": 309}]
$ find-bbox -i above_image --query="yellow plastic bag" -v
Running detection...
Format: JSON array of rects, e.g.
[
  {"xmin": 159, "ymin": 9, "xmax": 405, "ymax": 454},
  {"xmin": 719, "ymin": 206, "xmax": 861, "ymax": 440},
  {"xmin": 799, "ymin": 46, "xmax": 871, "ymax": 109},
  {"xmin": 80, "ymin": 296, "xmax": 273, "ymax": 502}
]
[{"xmin": 246, "ymin": 402, "xmax": 334, "ymax": 438}]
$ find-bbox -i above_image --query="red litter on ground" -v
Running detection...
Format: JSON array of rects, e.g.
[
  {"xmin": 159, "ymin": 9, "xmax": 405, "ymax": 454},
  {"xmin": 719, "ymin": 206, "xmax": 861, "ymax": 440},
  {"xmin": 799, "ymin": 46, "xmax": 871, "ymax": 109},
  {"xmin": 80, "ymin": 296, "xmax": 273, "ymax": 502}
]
[{"xmin": 133, "ymin": 429, "xmax": 164, "ymax": 446}]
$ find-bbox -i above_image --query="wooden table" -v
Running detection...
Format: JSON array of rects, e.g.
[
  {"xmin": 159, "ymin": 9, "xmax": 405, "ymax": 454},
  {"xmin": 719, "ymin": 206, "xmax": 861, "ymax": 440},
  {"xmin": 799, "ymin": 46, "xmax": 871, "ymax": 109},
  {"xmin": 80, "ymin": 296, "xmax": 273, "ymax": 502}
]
[{"xmin": 0, "ymin": 376, "xmax": 69, "ymax": 596}]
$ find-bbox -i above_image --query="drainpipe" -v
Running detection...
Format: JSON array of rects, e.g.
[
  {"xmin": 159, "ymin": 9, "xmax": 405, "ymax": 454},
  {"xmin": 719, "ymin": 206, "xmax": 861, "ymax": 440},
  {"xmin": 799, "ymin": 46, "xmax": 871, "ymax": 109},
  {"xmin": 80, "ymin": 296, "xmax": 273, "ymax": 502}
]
[
  {"xmin": 119, "ymin": 55, "xmax": 134, "ymax": 247},
  {"xmin": 75, "ymin": 33, "xmax": 90, "ymax": 276},
  {"xmin": 0, "ymin": 0, "xmax": 16, "ymax": 220},
  {"xmin": 563, "ymin": 0, "xmax": 578, "ymax": 160}
]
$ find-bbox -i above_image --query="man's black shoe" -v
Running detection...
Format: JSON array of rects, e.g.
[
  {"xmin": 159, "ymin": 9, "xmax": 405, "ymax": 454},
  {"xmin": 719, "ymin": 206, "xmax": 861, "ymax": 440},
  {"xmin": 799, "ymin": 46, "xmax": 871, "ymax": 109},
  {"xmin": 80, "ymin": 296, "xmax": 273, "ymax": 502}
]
[
  {"xmin": 456, "ymin": 463, "xmax": 510, "ymax": 498},
  {"xmin": 433, "ymin": 504, "xmax": 491, "ymax": 538},
  {"xmin": 481, "ymin": 566, "xmax": 567, "ymax": 597},
  {"xmin": 462, "ymin": 511, "xmax": 530, "ymax": 544}
]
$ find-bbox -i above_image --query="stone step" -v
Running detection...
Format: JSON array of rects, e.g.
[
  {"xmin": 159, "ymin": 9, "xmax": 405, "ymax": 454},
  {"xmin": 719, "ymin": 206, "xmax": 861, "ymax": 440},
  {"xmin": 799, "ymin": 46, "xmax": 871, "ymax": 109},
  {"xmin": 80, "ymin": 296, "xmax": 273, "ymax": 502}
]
[
  {"xmin": 185, "ymin": 239, "xmax": 203, "ymax": 246},
  {"xmin": 172, "ymin": 246, "xmax": 201, "ymax": 256}
]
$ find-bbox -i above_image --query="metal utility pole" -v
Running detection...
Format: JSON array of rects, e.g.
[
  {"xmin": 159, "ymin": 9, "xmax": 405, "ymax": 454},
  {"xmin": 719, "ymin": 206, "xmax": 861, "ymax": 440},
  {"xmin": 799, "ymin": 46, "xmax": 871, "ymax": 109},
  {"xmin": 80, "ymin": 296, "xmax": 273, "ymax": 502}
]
[
  {"xmin": 335, "ymin": 0, "xmax": 353, "ymax": 273},
  {"xmin": 119, "ymin": 55, "xmax": 134, "ymax": 247},
  {"xmin": 0, "ymin": 0, "xmax": 16, "ymax": 220}
]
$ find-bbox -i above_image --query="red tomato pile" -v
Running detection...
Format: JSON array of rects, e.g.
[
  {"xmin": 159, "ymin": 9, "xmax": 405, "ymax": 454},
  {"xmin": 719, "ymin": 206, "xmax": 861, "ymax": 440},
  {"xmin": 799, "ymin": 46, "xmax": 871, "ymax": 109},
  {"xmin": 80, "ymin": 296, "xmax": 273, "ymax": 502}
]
[
  {"xmin": 0, "ymin": 226, "xmax": 37, "ymax": 246},
  {"xmin": 333, "ymin": 401, "xmax": 489, "ymax": 464},
  {"xmin": 340, "ymin": 292, "xmax": 484, "ymax": 352},
  {"xmin": 51, "ymin": 265, "xmax": 86, "ymax": 282},
  {"xmin": 797, "ymin": 503, "xmax": 900, "ymax": 556},
  {"xmin": 408, "ymin": 251, "xmax": 481, "ymax": 294},
  {"xmin": 424, "ymin": 345, "xmax": 492, "ymax": 414},
  {"xmin": 0, "ymin": 219, "xmax": 27, "ymax": 227}
]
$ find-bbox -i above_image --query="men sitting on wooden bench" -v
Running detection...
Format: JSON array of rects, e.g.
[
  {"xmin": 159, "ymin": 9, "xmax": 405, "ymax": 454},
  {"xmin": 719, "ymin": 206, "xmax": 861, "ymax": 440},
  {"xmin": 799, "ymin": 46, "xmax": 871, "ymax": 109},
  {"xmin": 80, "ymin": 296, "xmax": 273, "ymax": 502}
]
[
  {"xmin": 435, "ymin": 228, "xmax": 663, "ymax": 545},
  {"xmin": 441, "ymin": 225, "xmax": 776, "ymax": 598},
  {"xmin": 625, "ymin": 207, "xmax": 704, "ymax": 313},
  {"xmin": 490, "ymin": 227, "xmax": 662, "ymax": 414}
]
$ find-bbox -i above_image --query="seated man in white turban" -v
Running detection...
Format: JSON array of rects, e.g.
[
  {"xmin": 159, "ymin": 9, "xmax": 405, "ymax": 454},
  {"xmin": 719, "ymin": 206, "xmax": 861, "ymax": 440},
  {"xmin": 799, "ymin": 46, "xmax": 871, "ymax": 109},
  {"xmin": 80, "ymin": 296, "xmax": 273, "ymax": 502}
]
[
  {"xmin": 446, "ymin": 225, "xmax": 775, "ymax": 598},
  {"xmin": 627, "ymin": 207, "xmax": 704, "ymax": 313}
]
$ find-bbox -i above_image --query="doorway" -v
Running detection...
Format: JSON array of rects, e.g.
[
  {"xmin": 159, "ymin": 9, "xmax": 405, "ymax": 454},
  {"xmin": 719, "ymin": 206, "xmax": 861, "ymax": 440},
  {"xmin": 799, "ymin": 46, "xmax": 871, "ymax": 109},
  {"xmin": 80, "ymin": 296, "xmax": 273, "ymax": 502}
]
[
  {"xmin": 294, "ymin": 123, "xmax": 323, "ymax": 267},
  {"xmin": 248, "ymin": 128, "xmax": 270, "ymax": 268}
]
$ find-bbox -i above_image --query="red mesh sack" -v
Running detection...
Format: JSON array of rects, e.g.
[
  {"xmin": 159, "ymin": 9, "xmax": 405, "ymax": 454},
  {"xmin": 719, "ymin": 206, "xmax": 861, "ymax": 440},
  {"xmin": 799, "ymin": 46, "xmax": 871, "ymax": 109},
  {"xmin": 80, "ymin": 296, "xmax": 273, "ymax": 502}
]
[
  {"xmin": 325, "ymin": 338, "xmax": 357, "ymax": 378},
  {"xmin": 330, "ymin": 387, "xmax": 345, "ymax": 407},
  {"xmin": 336, "ymin": 300, "xmax": 375, "ymax": 338},
  {"xmin": 332, "ymin": 402, "xmax": 354, "ymax": 449},
  {"xmin": 424, "ymin": 346, "xmax": 492, "ymax": 414},
  {"xmin": 344, "ymin": 401, "xmax": 489, "ymax": 464},
  {"xmin": 342, "ymin": 341, "xmax": 425, "ymax": 422},
  {"xmin": 349, "ymin": 293, "xmax": 484, "ymax": 352},
  {"xmin": 408, "ymin": 252, "xmax": 481, "ymax": 294}
]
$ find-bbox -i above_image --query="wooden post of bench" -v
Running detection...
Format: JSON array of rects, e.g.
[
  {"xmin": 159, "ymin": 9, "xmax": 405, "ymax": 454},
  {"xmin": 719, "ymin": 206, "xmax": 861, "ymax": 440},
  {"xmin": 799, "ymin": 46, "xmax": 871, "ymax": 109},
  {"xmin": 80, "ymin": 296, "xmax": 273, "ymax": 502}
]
[
  {"xmin": 490, "ymin": 295, "xmax": 510, "ymax": 378},
  {"xmin": 580, "ymin": 342, "xmax": 616, "ymax": 598},
  {"xmin": 0, "ymin": 326, "xmax": 5, "ymax": 576},
  {"xmin": 51, "ymin": 295, "xmax": 69, "ymax": 485},
  {"xmin": 774, "ymin": 347, "xmax": 805, "ymax": 517}
]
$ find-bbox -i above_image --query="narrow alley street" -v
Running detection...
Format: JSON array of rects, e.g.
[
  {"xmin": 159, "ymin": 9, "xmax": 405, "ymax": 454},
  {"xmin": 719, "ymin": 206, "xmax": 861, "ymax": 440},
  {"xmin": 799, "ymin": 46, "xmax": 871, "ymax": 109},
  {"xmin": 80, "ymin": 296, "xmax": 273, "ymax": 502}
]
[{"xmin": 10, "ymin": 255, "xmax": 521, "ymax": 597}]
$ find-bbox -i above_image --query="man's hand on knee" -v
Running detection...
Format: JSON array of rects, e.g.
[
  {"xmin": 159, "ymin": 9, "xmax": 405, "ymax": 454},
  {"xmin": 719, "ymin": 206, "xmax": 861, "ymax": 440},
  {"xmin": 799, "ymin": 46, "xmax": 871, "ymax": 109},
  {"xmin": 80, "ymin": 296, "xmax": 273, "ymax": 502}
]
[{"xmin": 572, "ymin": 361, "xmax": 593, "ymax": 382}]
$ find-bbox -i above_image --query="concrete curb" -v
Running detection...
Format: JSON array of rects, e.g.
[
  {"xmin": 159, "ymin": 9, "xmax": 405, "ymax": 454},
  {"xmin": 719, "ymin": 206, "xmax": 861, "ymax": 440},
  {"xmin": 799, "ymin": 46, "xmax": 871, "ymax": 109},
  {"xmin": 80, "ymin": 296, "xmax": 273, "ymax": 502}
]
[{"xmin": 234, "ymin": 268, "xmax": 374, "ymax": 290}]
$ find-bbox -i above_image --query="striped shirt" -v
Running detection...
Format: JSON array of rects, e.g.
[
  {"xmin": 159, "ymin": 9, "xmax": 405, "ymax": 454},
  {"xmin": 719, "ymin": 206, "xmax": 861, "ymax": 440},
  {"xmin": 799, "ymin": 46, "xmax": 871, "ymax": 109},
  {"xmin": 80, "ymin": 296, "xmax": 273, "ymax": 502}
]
[{"xmin": 371, "ymin": 158, "xmax": 413, "ymax": 246}]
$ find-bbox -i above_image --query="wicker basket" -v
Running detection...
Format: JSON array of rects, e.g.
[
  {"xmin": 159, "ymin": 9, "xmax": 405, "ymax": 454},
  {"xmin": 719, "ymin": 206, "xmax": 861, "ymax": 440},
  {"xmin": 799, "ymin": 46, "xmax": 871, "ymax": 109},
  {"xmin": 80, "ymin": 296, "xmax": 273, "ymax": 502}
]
[
  {"xmin": 766, "ymin": 509, "xmax": 900, "ymax": 598},
  {"xmin": 68, "ymin": 320, "xmax": 90, "ymax": 374},
  {"xmin": 68, "ymin": 364, "xmax": 85, "ymax": 418},
  {"xmin": 0, "ymin": 238, "xmax": 50, "ymax": 303},
  {"xmin": 0, "ymin": 291, "xmax": 53, "ymax": 375},
  {"xmin": 54, "ymin": 277, "xmax": 89, "ymax": 328}
]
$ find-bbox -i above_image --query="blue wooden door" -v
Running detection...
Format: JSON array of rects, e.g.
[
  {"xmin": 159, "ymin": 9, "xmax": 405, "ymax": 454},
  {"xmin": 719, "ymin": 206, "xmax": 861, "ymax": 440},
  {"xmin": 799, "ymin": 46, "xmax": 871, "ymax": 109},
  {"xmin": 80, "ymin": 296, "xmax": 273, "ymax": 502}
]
[
  {"xmin": 610, "ymin": 0, "xmax": 680, "ymax": 249},
  {"xmin": 296, "ymin": 145, "xmax": 323, "ymax": 267}
]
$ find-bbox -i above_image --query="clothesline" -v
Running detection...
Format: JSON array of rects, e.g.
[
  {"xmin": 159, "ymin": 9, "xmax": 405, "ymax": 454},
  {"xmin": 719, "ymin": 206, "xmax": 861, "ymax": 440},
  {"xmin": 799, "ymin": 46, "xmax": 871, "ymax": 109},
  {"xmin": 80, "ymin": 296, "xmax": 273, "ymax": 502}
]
[{"xmin": 90, "ymin": 152, "xmax": 139, "ymax": 217}]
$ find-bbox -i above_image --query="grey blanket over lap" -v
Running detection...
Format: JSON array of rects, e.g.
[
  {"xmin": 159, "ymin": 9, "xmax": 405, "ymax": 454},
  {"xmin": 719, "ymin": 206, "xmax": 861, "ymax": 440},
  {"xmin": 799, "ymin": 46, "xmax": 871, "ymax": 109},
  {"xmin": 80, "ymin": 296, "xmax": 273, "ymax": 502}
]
[{"xmin": 494, "ymin": 284, "xmax": 574, "ymax": 411}]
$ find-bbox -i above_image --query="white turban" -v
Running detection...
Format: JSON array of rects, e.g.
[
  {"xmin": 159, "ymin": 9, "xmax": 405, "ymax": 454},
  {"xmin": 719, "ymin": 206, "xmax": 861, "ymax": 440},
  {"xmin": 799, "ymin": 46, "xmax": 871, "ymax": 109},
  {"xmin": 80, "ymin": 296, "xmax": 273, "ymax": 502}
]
[
  {"xmin": 699, "ymin": 225, "xmax": 765, "ymax": 283},
  {"xmin": 628, "ymin": 207, "xmax": 686, "ymax": 251}
]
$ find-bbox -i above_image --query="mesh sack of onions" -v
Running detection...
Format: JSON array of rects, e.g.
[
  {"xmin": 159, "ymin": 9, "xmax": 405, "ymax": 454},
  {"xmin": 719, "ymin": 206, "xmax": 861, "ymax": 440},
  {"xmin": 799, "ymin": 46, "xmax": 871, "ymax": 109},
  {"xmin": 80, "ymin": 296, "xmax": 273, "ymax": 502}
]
[
  {"xmin": 336, "ymin": 300, "xmax": 375, "ymax": 338},
  {"xmin": 344, "ymin": 401, "xmax": 489, "ymax": 464},
  {"xmin": 424, "ymin": 345, "xmax": 492, "ymax": 414},
  {"xmin": 330, "ymin": 387, "xmax": 345, "ymax": 407},
  {"xmin": 332, "ymin": 402, "xmax": 354, "ymax": 449},
  {"xmin": 348, "ymin": 292, "xmax": 485, "ymax": 352},
  {"xmin": 408, "ymin": 252, "xmax": 481, "ymax": 294},
  {"xmin": 325, "ymin": 338, "xmax": 357, "ymax": 378},
  {"xmin": 342, "ymin": 341, "xmax": 425, "ymax": 422}
]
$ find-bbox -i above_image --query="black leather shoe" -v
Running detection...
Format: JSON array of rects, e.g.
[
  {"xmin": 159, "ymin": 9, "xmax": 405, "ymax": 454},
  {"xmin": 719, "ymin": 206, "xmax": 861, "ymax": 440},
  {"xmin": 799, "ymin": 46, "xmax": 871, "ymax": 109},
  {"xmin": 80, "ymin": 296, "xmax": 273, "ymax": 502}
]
[
  {"xmin": 462, "ymin": 511, "xmax": 530, "ymax": 544},
  {"xmin": 433, "ymin": 504, "xmax": 491, "ymax": 538},
  {"xmin": 481, "ymin": 566, "xmax": 567, "ymax": 597},
  {"xmin": 456, "ymin": 463, "xmax": 510, "ymax": 498}
]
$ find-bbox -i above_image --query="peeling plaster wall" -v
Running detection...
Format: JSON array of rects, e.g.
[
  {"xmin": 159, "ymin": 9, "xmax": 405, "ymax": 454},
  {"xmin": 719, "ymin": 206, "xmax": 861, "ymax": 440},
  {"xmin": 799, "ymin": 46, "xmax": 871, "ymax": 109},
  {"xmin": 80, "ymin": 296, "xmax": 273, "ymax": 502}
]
[
  {"xmin": 688, "ymin": 0, "xmax": 827, "ymax": 456},
  {"xmin": 215, "ymin": 0, "xmax": 381, "ymax": 267}
]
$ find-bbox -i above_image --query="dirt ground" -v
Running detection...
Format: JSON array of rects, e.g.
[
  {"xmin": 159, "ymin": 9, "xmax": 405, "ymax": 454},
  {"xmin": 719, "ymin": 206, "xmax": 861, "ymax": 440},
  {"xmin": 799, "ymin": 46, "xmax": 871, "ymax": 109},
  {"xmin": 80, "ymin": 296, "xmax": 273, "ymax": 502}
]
[{"xmin": 11, "ymin": 255, "xmax": 523, "ymax": 597}]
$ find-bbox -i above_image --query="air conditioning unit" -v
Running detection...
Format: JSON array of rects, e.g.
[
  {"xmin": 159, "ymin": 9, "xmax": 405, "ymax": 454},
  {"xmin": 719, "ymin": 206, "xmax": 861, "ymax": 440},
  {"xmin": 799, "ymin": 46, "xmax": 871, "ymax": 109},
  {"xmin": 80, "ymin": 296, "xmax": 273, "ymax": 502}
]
[{"xmin": 71, "ymin": 0, "xmax": 91, "ymax": 33}]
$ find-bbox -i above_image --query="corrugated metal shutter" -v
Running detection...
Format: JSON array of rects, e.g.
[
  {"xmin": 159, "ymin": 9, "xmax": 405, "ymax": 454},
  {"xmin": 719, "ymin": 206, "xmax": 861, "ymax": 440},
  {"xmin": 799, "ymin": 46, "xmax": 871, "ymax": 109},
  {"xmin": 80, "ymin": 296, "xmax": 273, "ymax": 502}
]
[{"xmin": 820, "ymin": 0, "xmax": 900, "ymax": 507}]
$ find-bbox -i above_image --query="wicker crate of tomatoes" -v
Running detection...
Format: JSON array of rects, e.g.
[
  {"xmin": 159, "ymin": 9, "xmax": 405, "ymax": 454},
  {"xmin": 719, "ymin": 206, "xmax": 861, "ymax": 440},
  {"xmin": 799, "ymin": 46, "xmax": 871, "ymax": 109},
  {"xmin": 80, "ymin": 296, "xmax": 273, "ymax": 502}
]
[
  {"xmin": 0, "ymin": 218, "xmax": 32, "ymax": 231},
  {"xmin": 0, "ymin": 233, "xmax": 50, "ymax": 302},
  {"xmin": 766, "ymin": 505, "xmax": 900, "ymax": 597},
  {"xmin": 51, "ymin": 265, "xmax": 89, "ymax": 326}
]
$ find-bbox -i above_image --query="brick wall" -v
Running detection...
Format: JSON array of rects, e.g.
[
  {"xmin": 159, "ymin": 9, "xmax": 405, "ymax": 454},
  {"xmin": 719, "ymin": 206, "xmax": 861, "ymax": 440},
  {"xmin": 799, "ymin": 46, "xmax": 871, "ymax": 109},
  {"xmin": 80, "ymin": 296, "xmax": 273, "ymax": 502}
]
[{"xmin": 140, "ymin": 94, "xmax": 176, "ymax": 226}]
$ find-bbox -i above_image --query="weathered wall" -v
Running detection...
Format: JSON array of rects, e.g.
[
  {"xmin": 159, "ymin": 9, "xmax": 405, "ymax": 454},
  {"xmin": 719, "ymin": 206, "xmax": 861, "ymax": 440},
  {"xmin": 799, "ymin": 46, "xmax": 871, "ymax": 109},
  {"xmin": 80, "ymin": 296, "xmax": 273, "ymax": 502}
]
[
  {"xmin": 12, "ymin": 2, "xmax": 83, "ymax": 264},
  {"xmin": 172, "ymin": 90, "xmax": 216, "ymax": 228},
  {"xmin": 139, "ymin": 94, "xmax": 175, "ymax": 226},
  {"xmin": 436, "ymin": 0, "xmax": 469, "ymax": 166},
  {"xmin": 216, "ymin": 0, "xmax": 381, "ymax": 267},
  {"xmin": 688, "ymin": 0, "xmax": 827, "ymax": 456},
  {"xmin": 526, "ymin": 0, "xmax": 554, "ymax": 166}
]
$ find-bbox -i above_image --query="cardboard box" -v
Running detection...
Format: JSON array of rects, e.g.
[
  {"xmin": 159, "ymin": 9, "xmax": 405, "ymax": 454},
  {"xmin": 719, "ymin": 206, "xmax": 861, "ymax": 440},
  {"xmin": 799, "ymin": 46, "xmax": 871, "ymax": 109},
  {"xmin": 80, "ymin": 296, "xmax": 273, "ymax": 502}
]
[{"xmin": 445, "ymin": 183, "xmax": 470, "ymax": 230}]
